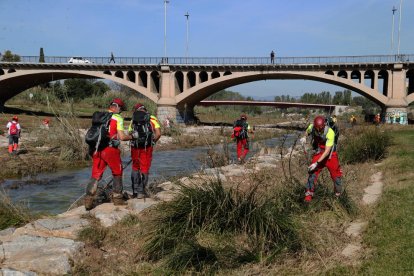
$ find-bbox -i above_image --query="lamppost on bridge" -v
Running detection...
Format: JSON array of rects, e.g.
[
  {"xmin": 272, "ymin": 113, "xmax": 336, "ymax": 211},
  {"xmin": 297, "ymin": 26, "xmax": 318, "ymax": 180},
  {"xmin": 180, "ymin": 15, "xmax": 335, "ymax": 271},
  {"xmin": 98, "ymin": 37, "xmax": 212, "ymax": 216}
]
[
  {"xmin": 397, "ymin": 0, "xmax": 403, "ymax": 57},
  {"xmin": 164, "ymin": 0, "xmax": 169, "ymax": 64},
  {"xmin": 185, "ymin": 12, "xmax": 189, "ymax": 61},
  {"xmin": 391, "ymin": 6, "xmax": 397, "ymax": 55}
]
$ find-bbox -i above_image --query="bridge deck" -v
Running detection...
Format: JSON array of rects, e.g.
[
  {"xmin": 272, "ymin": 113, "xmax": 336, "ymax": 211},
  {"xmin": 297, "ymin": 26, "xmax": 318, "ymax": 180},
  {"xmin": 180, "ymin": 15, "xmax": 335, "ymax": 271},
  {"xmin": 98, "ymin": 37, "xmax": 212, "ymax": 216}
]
[{"xmin": 1, "ymin": 54, "xmax": 413, "ymax": 66}]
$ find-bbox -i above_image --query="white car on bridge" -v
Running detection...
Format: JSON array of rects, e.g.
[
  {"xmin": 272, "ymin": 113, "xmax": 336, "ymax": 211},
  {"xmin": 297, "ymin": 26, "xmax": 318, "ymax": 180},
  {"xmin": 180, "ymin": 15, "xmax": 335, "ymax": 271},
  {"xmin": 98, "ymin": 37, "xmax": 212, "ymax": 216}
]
[{"xmin": 68, "ymin": 57, "xmax": 91, "ymax": 64}]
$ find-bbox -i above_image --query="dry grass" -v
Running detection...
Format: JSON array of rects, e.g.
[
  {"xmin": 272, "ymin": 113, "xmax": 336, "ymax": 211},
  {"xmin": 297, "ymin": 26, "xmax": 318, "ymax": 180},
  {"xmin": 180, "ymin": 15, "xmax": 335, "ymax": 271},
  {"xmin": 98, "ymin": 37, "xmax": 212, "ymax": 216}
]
[{"xmin": 0, "ymin": 189, "xmax": 35, "ymax": 230}]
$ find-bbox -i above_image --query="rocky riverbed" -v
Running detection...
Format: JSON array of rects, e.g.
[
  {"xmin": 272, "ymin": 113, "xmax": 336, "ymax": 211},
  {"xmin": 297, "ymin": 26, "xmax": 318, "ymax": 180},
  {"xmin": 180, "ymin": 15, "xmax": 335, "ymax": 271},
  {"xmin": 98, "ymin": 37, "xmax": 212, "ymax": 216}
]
[{"xmin": 0, "ymin": 143, "xmax": 296, "ymax": 274}]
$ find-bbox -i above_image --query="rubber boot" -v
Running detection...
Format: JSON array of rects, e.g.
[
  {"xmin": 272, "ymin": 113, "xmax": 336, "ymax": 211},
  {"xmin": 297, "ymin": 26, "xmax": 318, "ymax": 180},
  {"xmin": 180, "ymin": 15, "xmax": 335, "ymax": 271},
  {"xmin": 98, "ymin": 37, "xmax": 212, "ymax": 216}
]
[
  {"xmin": 112, "ymin": 176, "xmax": 127, "ymax": 205},
  {"xmin": 304, "ymin": 174, "xmax": 317, "ymax": 202},
  {"xmin": 8, "ymin": 145, "xmax": 13, "ymax": 154},
  {"xmin": 13, "ymin": 144, "xmax": 18, "ymax": 152},
  {"xmin": 137, "ymin": 173, "xmax": 149, "ymax": 199},
  {"xmin": 131, "ymin": 170, "xmax": 141, "ymax": 198},
  {"xmin": 84, "ymin": 178, "xmax": 98, "ymax": 211},
  {"xmin": 334, "ymin": 177, "xmax": 343, "ymax": 197}
]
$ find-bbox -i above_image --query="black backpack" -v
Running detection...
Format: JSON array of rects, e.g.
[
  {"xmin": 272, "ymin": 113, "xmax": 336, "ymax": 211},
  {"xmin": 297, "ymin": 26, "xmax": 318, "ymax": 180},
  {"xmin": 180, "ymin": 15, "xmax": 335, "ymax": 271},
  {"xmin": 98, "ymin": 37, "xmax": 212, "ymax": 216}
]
[
  {"xmin": 85, "ymin": 112, "xmax": 113, "ymax": 152},
  {"xmin": 233, "ymin": 119, "xmax": 248, "ymax": 139},
  {"xmin": 131, "ymin": 110, "xmax": 153, "ymax": 148}
]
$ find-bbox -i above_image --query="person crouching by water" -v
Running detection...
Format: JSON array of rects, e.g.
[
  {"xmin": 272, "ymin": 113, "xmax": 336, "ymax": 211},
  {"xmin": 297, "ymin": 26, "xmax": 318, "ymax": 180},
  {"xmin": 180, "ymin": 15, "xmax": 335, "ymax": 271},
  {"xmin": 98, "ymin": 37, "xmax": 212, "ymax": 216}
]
[
  {"xmin": 299, "ymin": 115, "xmax": 343, "ymax": 202},
  {"xmin": 129, "ymin": 103, "xmax": 161, "ymax": 199},
  {"xmin": 84, "ymin": 98, "xmax": 133, "ymax": 210},
  {"xmin": 232, "ymin": 114, "xmax": 254, "ymax": 164},
  {"xmin": 6, "ymin": 115, "xmax": 21, "ymax": 155}
]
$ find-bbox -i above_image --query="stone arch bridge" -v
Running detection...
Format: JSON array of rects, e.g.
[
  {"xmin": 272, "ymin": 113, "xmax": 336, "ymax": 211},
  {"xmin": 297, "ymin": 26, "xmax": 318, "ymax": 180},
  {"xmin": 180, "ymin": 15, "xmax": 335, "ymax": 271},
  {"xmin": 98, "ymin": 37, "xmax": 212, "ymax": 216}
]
[{"xmin": 1, "ymin": 55, "xmax": 413, "ymax": 123}]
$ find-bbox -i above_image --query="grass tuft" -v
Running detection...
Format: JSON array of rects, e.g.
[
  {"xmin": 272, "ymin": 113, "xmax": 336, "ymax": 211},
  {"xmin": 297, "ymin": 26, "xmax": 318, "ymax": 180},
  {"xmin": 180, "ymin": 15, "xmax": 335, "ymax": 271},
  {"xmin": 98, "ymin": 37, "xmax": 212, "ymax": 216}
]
[
  {"xmin": 143, "ymin": 179, "xmax": 301, "ymax": 271},
  {"xmin": 341, "ymin": 127, "xmax": 391, "ymax": 164},
  {"xmin": 0, "ymin": 190, "xmax": 32, "ymax": 230}
]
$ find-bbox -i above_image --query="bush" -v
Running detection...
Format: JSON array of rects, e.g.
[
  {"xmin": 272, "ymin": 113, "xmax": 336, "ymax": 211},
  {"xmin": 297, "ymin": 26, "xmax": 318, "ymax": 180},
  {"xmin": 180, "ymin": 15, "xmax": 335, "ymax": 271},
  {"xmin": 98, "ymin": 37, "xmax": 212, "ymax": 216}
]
[
  {"xmin": 341, "ymin": 127, "xmax": 391, "ymax": 164},
  {"xmin": 143, "ymin": 180, "xmax": 300, "ymax": 272}
]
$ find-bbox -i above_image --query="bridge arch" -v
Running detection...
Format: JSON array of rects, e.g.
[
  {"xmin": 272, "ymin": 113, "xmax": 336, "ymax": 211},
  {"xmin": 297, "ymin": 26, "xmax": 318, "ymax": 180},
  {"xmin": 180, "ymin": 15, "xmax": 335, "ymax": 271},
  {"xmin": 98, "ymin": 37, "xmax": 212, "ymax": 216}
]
[
  {"xmin": 338, "ymin": 70, "xmax": 347, "ymax": 79},
  {"xmin": 0, "ymin": 70, "xmax": 159, "ymax": 103},
  {"xmin": 199, "ymin": 71, "xmax": 208, "ymax": 83},
  {"xmin": 187, "ymin": 71, "xmax": 196, "ymax": 88},
  {"xmin": 175, "ymin": 71, "xmax": 388, "ymax": 108},
  {"xmin": 407, "ymin": 69, "xmax": 414, "ymax": 95},
  {"xmin": 351, "ymin": 70, "xmax": 361, "ymax": 83},
  {"xmin": 378, "ymin": 70, "xmax": 389, "ymax": 96}
]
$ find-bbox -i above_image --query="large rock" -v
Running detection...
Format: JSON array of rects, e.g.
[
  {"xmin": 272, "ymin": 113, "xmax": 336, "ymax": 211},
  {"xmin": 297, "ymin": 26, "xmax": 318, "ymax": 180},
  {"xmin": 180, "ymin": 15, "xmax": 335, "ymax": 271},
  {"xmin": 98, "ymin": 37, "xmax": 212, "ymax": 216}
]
[
  {"xmin": 13, "ymin": 216, "xmax": 89, "ymax": 239},
  {"xmin": 0, "ymin": 268, "xmax": 37, "ymax": 276},
  {"xmin": 128, "ymin": 198, "xmax": 158, "ymax": 213},
  {"xmin": 89, "ymin": 203, "xmax": 130, "ymax": 227},
  {"xmin": 0, "ymin": 235, "xmax": 83, "ymax": 275}
]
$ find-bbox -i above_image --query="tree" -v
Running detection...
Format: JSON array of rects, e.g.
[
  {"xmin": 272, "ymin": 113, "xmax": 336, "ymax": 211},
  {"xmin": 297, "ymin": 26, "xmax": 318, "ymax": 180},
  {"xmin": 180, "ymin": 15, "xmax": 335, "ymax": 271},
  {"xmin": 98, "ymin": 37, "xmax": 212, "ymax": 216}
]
[
  {"xmin": 332, "ymin": 91, "xmax": 344, "ymax": 105},
  {"xmin": 57, "ymin": 79, "xmax": 110, "ymax": 102},
  {"xmin": 1, "ymin": 50, "xmax": 21, "ymax": 62},
  {"xmin": 39, "ymin": 47, "xmax": 45, "ymax": 63}
]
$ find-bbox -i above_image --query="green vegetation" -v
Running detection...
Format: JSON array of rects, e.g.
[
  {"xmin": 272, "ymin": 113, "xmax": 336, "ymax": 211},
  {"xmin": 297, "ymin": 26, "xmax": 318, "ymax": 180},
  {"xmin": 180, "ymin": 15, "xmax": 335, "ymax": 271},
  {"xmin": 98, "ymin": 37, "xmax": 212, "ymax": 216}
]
[
  {"xmin": 205, "ymin": 90, "xmax": 262, "ymax": 115},
  {"xmin": 359, "ymin": 128, "xmax": 414, "ymax": 274},
  {"xmin": 1, "ymin": 50, "xmax": 21, "ymax": 62},
  {"xmin": 73, "ymin": 125, "xmax": 407, "ymax": 274},
  {"xmin": 0, "ymin": 191, "xmax": 32, "ymax": 230},
  {"xmin": 142, "ymin": 171, "xmax": 355, "ymax": 273},
  {"xmin": 276, "ymin": 89, "xmax": 381, "ymax": 115},
  {"xmin": 340, "ymin": 126, "xmax": 391, "ymax": 164}
]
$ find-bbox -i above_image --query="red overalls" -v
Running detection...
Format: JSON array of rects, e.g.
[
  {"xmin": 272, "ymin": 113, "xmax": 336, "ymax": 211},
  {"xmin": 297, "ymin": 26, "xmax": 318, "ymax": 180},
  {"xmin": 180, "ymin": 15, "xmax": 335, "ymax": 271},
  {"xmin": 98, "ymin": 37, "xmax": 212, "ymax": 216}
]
[
  {"xmin": 130, "ymin": 117, "xmax": 159, "ymax": 174},
  {"xmin": 306, "ymin": 126, "xmax": 342, "ymax": 196},
  {"xmin": 91, "ymin": 114, "xmax": 123, "ymax": 180}
]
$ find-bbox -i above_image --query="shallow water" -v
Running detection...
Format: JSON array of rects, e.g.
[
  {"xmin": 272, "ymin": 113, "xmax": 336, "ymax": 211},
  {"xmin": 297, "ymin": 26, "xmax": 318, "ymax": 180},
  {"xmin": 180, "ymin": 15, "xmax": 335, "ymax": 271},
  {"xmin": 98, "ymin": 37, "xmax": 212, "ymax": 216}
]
[{"xmin": 3, "ymin": 137, "xmax": 291, "ymax": 214}]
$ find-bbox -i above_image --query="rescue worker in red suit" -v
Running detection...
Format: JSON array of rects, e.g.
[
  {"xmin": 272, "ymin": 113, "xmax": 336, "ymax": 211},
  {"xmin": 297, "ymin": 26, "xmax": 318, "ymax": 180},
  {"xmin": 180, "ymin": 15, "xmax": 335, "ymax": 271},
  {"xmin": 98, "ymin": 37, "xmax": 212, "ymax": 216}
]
[
  {"xmin": 299, "ymin": 115, "xmax": 343, "ymax": 202},
  {"xmin": 232, "ymin": 114, "xmax": 254, "ymax": 163},
  {"xmin": 129, "ymin": 103, "xmax": 161, "ymax": 198},
  {"xmin": 84, "ymin": 98, "xmax": 133, "ymax": 209}
]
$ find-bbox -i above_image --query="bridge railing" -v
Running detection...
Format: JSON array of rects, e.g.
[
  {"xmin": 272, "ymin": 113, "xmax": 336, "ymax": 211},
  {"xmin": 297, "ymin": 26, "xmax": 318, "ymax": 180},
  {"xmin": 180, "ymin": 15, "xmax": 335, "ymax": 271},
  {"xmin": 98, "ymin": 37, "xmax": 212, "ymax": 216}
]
[{"xmin": 5, "ymin": 54, "xmax": 414, "ymax": 65}]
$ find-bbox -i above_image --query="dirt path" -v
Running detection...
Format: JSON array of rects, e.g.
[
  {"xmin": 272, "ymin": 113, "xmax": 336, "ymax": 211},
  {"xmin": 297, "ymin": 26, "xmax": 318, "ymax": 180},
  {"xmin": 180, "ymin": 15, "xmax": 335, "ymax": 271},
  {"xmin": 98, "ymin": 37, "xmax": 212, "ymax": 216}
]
[{"xmin": 341, "ymin": 169, "xmax": 384, "ymax": 258}]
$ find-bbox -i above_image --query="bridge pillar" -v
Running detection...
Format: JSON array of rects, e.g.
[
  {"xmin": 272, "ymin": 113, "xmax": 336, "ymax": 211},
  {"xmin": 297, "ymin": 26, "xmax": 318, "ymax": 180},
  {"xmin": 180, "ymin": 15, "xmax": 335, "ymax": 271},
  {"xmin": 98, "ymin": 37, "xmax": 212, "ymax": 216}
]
[
  {"xmin": 156, "ymin": 65, "xmax": 196, "ymax": 124},
  {"xmin": 157, "ymin": 104, "xmax": 196, "ymax": 125},
  {"xmin": 384, "ymin": 64, "xmax": 409, "ymax": 124},
  {"xmin": 384, "ymin": 107, "xmax": 409, "ymax": 125}
]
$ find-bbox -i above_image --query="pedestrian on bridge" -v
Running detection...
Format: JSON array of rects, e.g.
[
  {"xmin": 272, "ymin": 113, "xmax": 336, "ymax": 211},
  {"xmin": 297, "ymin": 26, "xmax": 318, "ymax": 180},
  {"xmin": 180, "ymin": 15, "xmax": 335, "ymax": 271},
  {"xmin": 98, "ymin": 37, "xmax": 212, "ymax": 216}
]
[
  {"xmin": 299, "ymin": 115, "xmax": 343, "ymax": 202},
  {"xmin": 270, "ymin": 50, "xmax": 275, "ymax": 64},
  {"xmin": 109, "ymin": 52, "xmax": 115, "ymax": 63}
]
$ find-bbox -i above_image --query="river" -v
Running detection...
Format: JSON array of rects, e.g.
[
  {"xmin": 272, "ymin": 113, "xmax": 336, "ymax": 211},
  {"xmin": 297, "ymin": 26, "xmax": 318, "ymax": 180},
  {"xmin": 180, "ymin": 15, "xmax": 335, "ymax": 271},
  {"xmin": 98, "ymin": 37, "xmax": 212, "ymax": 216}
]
[{"xmin": 3, "ymin": 137, "xmax": 289, "ymax": 214}]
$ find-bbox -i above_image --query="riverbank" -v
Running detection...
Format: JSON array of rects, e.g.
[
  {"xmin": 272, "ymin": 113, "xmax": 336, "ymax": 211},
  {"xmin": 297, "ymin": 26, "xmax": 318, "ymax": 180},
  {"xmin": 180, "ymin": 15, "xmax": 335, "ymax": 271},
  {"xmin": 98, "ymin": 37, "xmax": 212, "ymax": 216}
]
[{"xmin": 2, "ymin": 125, "xmax": 410, "ymax": 274}]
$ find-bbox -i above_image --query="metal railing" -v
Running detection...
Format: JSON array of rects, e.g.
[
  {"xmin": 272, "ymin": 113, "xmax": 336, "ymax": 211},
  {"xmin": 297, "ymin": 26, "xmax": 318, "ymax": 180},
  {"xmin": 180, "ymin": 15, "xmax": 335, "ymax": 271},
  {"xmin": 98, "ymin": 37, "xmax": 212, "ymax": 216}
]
[{"xmin": 3, "ymin": 54, "xmax": 414, "ymax": 65}]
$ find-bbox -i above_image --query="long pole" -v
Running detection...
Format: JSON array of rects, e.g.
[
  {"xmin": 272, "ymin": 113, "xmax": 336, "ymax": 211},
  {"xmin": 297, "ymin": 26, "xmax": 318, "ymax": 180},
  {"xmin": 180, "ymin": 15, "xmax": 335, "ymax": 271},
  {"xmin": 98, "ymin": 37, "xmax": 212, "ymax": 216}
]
[
  {"xmin": 391, "ymin": 6, "xmax": 397, "ymax": 55},
  {"xmin": 164, "ymin": 0, "xmax": 168, "ymax": 59},
  {"xmin": 397, "ymin": 0, "xmax": 403, "ymax": 56},
  {"xmin": 185, "ymin": 12, "xmax": 189, "ymax": 60}
]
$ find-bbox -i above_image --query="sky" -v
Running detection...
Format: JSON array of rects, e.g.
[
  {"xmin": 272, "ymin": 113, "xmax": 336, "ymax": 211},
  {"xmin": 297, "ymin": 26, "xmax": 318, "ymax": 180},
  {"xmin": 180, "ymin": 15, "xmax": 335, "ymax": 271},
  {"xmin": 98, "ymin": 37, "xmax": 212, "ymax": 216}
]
[{"xmin": 1, "ymin": 0, "xmax": 413, "ymax": 99}]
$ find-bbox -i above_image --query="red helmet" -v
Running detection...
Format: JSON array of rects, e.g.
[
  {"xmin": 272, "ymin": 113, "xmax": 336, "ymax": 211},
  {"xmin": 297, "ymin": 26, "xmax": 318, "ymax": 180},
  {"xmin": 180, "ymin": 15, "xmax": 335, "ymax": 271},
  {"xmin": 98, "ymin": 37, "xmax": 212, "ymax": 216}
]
[
  {"xmin": 313, "ymin": 116, "xmax": 325, "ymax": 131},
  {"xmin": 110, "ymin": 98, "xmax": 126, "ymax": 111},
  {"xmin": 240, "ymin": 114, "xmax": 247, "ymax": 120},
  {"xmin": 133, "ymin": 103, "xmax": 146, "ymax": 111},
  {"xmin": 12, "ymin": 116, "xmax": 18, "ymax": 121}
]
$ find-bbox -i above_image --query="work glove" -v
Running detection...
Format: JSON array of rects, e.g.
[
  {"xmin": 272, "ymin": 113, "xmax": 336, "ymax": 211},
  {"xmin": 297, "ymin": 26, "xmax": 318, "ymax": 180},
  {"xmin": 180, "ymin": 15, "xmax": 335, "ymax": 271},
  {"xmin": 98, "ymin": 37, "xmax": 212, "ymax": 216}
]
[
  {"xmin": 299, "ymin": 137, "xmax": 306, "ymax": 145},
  {"xmin": 131, "ymin": 131, "xmax": 139, "ymax": 139},
  {"xmin": 308, "ymin": 162, "xmax": 318, "ymax": 172}
]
